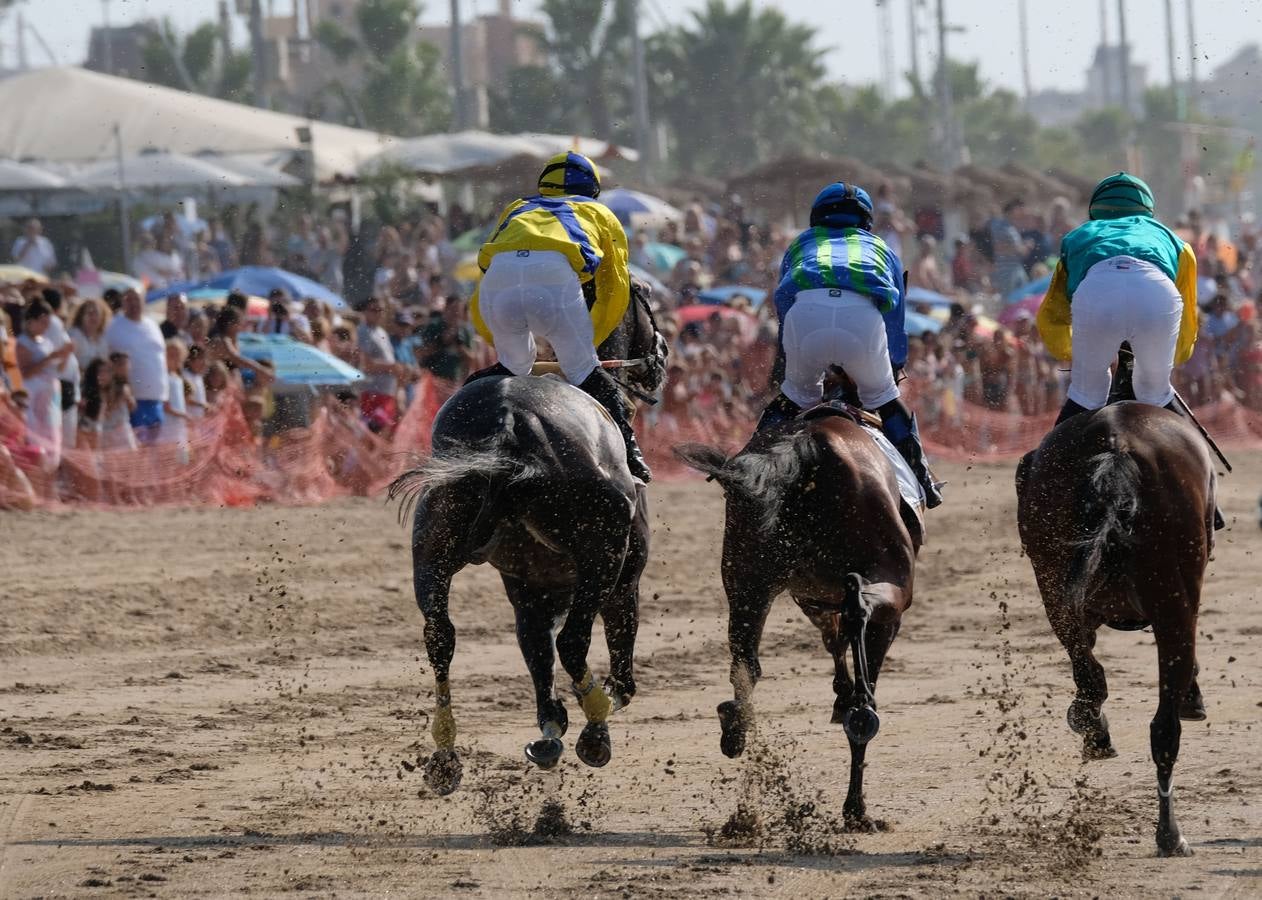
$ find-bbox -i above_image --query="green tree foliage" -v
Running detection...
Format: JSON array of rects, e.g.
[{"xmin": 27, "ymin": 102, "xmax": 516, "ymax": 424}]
[
  {"xmin": 311, "ymin": 0, "xmax": 450, "ymax": 135},
  {"xmin": 488, "ymin": 0, "xmax": 633, "ymax": 140},
  {"xmin": 139, "ymin": 20, "xmax": 254, "ymax": 102},
  {"xmin": 648, "ymin": 0, "xmax": 826, "ymax": 174}
]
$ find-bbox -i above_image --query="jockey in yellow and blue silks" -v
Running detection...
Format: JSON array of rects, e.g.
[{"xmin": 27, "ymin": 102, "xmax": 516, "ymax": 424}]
[
  {"xmin": 466, "ymin": 151, "xmax": 651, "ymax": 481},
  {"xmin": 1037, "ymin": 172, "xmax": 1199, "ymax": 426},
  {"xmin": 756, "ymin": 181, "xmax": 942, "ymax": 508}
]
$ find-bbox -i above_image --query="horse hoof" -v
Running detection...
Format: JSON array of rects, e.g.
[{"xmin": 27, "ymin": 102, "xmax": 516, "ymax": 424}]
[
  {"xmin": 1067, "ymin": 700, "xmax": 1106, "ymax": 735},
  {"xmin": 1082, "ymin": 738, "xmax": 1119, "ymax": 761},
  {"xmin": 1178, "ymin": 696, "xmax": 1207, "ymax": 722},
  {"xmin": 423, "ymin": 749, "xmax": 463, "ymax": 795},
  {"xmin": 575, "ymin": 722, "xmax": 611, "ymax": 768},
  {"xmin": 524, "ymin": 738, "xmax": 564, "ymax": 770},
  {"xmin": 717, "ymin": 701, "xmax": 747, "ymax": 759},
  {"xmin": 545, "ymin": 699, "xmax": 570, "ymax": 737},
  {"xmin": 843, "ymin": 705, "xmax": 881, "ymax": 745},
  {"xmin": 1157, "ymin": 833, "xmax": 1193, "ymax": 857}
]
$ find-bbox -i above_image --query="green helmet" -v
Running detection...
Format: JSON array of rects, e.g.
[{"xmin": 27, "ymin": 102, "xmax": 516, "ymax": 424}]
[{"xmin": 1088, "ymin": 172, "xmax": 1155, "ymax": 220}]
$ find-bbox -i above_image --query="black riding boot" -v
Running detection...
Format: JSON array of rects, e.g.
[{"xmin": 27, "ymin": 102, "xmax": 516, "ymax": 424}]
[
  {"xmin": 1054, "ymin": 398, "xmax": 1090, "ymax": 426},
  {"xmin": 877, "ymin": 399, "xmax": 943, "ymax": 509},
  {"xmin": 578, "ymin": 367, "xmax": 652, "ymax": 483},
  {"xmin": 463, "ymin": 361, "xmax": 513, "ymax": 385},
  {"xmin": 755, "ymin": 392, "xmax": 802, "ymax": 432},
  {"xmin": 1163, "ymin": 400, "xmax": 1227, "ymax": 531}
]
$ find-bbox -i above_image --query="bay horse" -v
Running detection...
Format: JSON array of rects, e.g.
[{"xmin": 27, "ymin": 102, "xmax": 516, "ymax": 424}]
[
  {"xmin": 675, "ymin": 407, "xmax": 922, "ymax": 829},
  {"xmin": 389, "ymin": 284, "xmax": 666, "ymax": 794},
  {"xmin": 1016, "ymin": 401, "xmax": 1216, "ymax": 857}
]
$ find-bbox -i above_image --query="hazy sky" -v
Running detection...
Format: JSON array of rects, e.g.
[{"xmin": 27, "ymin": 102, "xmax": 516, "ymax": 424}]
[{"xmin": 7, "ymin": 0, "xmax": 1262, "ymax": 99}]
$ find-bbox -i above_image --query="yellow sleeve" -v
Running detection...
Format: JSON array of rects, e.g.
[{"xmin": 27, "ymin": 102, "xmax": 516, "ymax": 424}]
[
  {"xmin": 1036, "ymin": 260, "xmax": 1073, "ymax": 362},
  {"xmin": 588, "ymin": 208, "xmax": 631, "ymax": 346},
  {"xmin": 1173, "ymin": 242, "xmax": 1199, "ymax": 365},
  {"xmin": 469, "ymin": 282, "xmax": 493, "ymax": 345}
]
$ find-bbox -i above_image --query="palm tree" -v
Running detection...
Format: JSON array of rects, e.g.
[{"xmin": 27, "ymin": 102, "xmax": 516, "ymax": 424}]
[{"xmin": 648, "ymin": 0, "xmax": 827, "ymax": 175}]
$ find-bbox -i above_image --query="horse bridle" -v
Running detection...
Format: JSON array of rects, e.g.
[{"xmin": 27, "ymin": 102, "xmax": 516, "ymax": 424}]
[{"xmin": 611, "ymin": 285, "xmax": 667, "ymax": 406}]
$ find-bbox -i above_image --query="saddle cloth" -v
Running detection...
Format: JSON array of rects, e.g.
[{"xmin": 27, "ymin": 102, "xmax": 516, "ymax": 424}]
[{"xmin": 802, "ymin": 402, "xmax": 925, "ymax": 510}]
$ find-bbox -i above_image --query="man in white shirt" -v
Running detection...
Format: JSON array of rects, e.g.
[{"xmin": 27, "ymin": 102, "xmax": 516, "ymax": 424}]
[
  {"xmin": 42, "ymin": 288, "xmax": 80, "ymax": 449},
  {"xmin": 106, "ymin": 288, "xmax": 169, "ymax": 444},
  {"xmin": 11, "ymin": 218, "xmax": 56, "ymax": 275}
]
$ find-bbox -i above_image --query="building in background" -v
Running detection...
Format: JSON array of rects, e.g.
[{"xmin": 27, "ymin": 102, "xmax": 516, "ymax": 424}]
[{"xmin": 84, "ymin": 23, "xmax": 157, "ymax": 80}]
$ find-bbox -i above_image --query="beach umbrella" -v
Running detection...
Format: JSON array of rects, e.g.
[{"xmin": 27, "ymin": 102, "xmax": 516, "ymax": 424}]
[
  {"xmin": 697, "ymin": 284, "xmax": 768, "ymax": 308},
  {"xmin": 0, "ymin": 159, "xmax": 68, "ymax": 190},
  {"xmin": 75, "ymin": 151, "xmax": 250, "ymax": 190},
  {"xmin": 998, "ymin": 294, "xmax": 1043, "ymax": 327},
  {"xmin": 236, "ymin": 334, "xmax": 364, "ymax": 386},
  {"xmin": 0, "ymin": 263, "xmax": 48, "ymax": 284},
  {"xmin": 1005, "ymin": 273, "xmax": 1051, "ymax": 302},
  {"xmin": 905, "ymin": 286, "xmax": 954, "ymax": 308},
  {"xmin": 642, "ymin": 241, "xmax": 686, "ymax": 273},
  {"xmin": 906, "ymin": 310, "xmax": 944, "ymax": 336},
  {"xmin": 602, "ymin": 188, "xmax": 683, "ymax": 230},
  {"xmin": 153, "ymin": 266, "xmax": 346, "ymax": 308}
]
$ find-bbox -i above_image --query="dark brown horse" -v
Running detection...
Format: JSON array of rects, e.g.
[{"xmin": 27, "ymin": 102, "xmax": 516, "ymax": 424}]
[
  {"xmin": 1016, "ymin": 401, "xmax": 1216, "ymax": 857},
  {"xmin": 676, "ymin": 412, "xmax": 922, "ymax": 828}
]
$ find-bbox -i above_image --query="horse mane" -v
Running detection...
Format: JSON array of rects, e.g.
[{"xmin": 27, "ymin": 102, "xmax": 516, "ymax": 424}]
[
  {"xmin": 674, "ymin": 431, "xmax": 820, "ymax": 532},
  {"xmin": 1064, "ymin": 438, "xmax": 1141, "ymax": 614}
]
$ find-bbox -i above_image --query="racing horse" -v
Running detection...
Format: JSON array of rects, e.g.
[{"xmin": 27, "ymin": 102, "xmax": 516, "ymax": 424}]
[
  {"xmin": 675, "ymin": 400, "xmax": 922, "ymax": 829},
  {"xmin": 1016, "ymin": 401, "xmax": 1216, "ymax": 857},
  {"xmin": 389, "ymin": 283, "xmax": 666, "ymax": 794}
]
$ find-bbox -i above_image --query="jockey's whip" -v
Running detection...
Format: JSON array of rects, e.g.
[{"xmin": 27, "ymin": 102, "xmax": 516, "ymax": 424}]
[{"xmin": 1172, "ymin": 390, "xmax": 1233, "ymax": 473}]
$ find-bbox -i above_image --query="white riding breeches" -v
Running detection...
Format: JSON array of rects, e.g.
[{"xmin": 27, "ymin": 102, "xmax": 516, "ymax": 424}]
[
  {"xmin": 1068, "ymin": 256, "xmax": 1182, "ymax": 409},
  {"xmin": 479, "ymin": 250, "xmax": 601, "ymax": 385},
  {"xmin": 781, "ymin": 289, "xmax": 900, "ymax": 410}
]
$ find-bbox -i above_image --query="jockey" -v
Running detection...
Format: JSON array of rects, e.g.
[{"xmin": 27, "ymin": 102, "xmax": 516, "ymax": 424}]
[
  {"xmin": 467, "ymin": 151, "xmax": 651, "ymax": 482},
  {"xmin": 756, "ymin": 181, "xmax": 943, "ymax": 509},
  {"xmin": 1037, "ymin": 172, "xmax": 1199, "ymax": 426}
]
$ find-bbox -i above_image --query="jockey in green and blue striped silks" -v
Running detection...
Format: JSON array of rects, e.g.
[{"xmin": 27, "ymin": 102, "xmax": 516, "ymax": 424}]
[{"xmin": 756, "ymin": 181, "xmax": 942, "ymax": 510}]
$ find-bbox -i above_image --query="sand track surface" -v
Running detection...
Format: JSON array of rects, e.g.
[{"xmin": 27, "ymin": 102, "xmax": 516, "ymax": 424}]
[{"xmin": 2, "ymin": 457, "xmax": 1261, "ymax": 897}]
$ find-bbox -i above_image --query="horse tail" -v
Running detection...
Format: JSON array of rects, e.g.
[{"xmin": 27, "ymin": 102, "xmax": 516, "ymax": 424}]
[
  {"xmin": 1065, "ymin": 436, "xmax": 1141, "ymax": 614},
  {"xmin": 674, "ymin": 432, "xmax": 820, "ymax": 531},
  {"xmin": 387, "ymin": 410, "xmax": 545, "ymax": 523}
]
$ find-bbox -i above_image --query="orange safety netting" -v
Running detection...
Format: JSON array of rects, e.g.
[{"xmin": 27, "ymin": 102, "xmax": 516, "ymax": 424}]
[{"xmin": 4, "ymin": 375, "xmax": 1261, "ymax": 510}]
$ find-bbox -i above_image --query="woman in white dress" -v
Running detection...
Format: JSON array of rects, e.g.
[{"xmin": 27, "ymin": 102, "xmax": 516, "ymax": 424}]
[
  {"xmin": 70, "ymin": 297, "xmax": 112, "ymax": 370},
  {"xmin": 15, "ymin": 299, "xmax": 74, "ymax": 470}
]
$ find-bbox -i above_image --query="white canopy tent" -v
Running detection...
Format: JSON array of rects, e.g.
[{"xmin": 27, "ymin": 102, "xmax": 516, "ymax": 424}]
[
  {"xmin": 0, "ymin": 158, "xmax": 68, "ymax": 190},
  {"xmin": 0, "ymin": 67, "xmax": 393, "ymax": 181},
  {"xmin": 75, "ymin": 151, "xmax": 252, "ymax": 190},
  {"xmin": 362, "ymin": 129, "xmax": 638, "ymax": 178}
]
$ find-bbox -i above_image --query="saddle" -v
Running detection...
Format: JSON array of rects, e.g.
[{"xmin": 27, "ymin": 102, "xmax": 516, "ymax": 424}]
[{"xmin": 800, "ymin": 399, "xmax": 883, "ymax": 430}]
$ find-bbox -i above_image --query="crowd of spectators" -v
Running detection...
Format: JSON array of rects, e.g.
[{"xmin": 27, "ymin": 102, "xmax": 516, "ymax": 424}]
[{"xmin": 4, "ymin": 185, "xmax": 1262, "ymax": 508}]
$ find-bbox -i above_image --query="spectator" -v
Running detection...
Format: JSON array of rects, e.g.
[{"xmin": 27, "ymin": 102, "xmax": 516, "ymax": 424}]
[
  {"xmin": 989, "ymin": 199, "xmax": 1029, "ymax": 296},
  {"xmin": 414, "ymin": 297, "xmax": 476, "ymax": 382},
  {"xmin": 160, "ymin": 292, "xmax": 190, "ymax": 342},
  {"xmin": 207, "ymin": 306, "xmax": 275, "ymax": 387},
  {"xmin": 105, "ymin": 288, "xmax": 168, "ymax": 444},
  {"xmin": 203, "ymin": 361, "xmax": 230, "ymax": 409},
  {"xmin": 77, "ymin": 357, "xmax": 109, "ymax": 450},
  {"xmin": 184, "ymin": 345, "xmax": 209, "ymax": 419},
  {"xmin": 41, "ymin": 288, "xmax": 80, "ymax": 449},
  {"xmin": 133, "ymin": 232, "xmax": 185, "ymax": 289},
  {"xmin": 12, "ymin": 218, "xmax": 56, "ymax": 275},
  {"xmin": 980, "ymin": 328, "xmax": 1015, "ymax": 411},
  {"xmin": 1, "ymin": 306, "xmax": 21, "ymax": 393},
  {"xmin": 16, "ymin": 299, "xmax": 74, "ymax": 468},
  {"xmin": 70, "ymin": 297, "xmax": 112, "ymax": 370},
  {"xmin": 356, "ymin": 299, "xmax": 411, "ymax": 435},
  {"xmin": 159, "ymin": 340, "xmax": 191, "ymax": 463},
  {"xmin": 912, "ymin": 234, "xmax": 949, "ymax": 294},
  {"xmin": 101, "ymin": 352, "xmax": 138, "ymax": 450}
]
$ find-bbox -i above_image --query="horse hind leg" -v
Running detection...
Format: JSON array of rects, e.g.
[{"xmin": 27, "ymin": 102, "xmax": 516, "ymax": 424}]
[
  {"xmin": 1045, "ymin": 593, "xmax": 1117, "ymax": 760},
  {"xmin": 718, "ymin": 579, "xmax": 776, "ymax": 759},
  {"xmin": 838, "ymin": 573, "xmax": 904, "ymax": 831},
  {"xmin": 504, "ymin": 575, "xmax": 569, "ymax": 771},
  {"xmin": 1152, "ymin": 613, "xmax": 1198, "ymax": 857},
  {"xmin": 415, "ymin": 564, "xmax": 463, "ymax": 795},
  {"xmin": 555, "ymin": 526, "xmax": 629, "ymax": 769}
]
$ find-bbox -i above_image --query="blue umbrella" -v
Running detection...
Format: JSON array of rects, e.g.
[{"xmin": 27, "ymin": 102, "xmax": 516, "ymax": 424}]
[
  {"xmin": 602, "ymin": 188, "xmax": 684, "ymax": 229},
  {"xmin": 905, "ymin": 286, "xmax": 954, "ymax": 308},
  {"xmin": 697, "ymin": 284, "xmax": 767, "ymax": 308},
  {"xmin": 150, "ymin": 266, "xmax": 346, "ymax": 309},
  {"xmin": 906, "ymin": 310, "xmax": 944, "ymax": 337},
  {"xmin": 236, "ymin": 334, "xmax": 364, "ymax": 386},
  {"xmin": 643, "ymin": 241, "xmax": 686, "ymax": 273},
  {"xmin": 1006, "ymin": 273, "xmax": 1051, "ymax": 303}
]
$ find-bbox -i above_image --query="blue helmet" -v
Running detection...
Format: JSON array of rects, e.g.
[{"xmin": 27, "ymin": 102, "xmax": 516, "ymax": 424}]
[
  {"xmin": 538, "ymin": 151, "xmax": 601, "ymax": 199},
  {"xmin": 809, "ymin": 182, "xmax": 874, "ymax": 229}
]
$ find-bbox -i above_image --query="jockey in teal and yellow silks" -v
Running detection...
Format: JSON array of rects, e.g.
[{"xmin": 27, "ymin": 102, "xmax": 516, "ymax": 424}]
[{"xmin": 466, "ymin": 151, "xmax": 650, "ymax": 482}]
